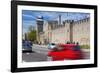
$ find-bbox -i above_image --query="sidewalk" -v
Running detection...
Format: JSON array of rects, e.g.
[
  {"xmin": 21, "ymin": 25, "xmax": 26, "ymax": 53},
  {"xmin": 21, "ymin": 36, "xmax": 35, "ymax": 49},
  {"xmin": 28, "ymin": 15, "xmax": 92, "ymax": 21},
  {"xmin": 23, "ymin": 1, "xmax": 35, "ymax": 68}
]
[
  {"xmin": 32, "ymin": 44, "xmax": 49, "ymax": 55},
  {"xmin": 81, "ymin": 48, "xmax": 90, "ymax": 52}
]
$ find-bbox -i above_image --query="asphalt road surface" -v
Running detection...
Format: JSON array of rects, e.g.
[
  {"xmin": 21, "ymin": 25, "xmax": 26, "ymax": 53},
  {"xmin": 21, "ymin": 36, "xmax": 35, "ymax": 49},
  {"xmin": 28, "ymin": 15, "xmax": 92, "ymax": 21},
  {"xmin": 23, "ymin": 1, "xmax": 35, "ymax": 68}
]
[
  {"xmin": 22, "ymin": 52, "xmax": 90, "ymax": 62},
  {"xmin": 22, "ymin": 52, "xmax": 48, "ymax": 62}
]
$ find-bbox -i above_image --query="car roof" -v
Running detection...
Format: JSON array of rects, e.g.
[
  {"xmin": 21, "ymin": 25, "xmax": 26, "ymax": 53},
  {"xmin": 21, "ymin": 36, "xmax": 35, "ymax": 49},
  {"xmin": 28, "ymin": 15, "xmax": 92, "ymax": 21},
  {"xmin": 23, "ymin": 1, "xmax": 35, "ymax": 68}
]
[{"xmin": 58, "ymin": 44, "xmax": 77, "ymax": 47}]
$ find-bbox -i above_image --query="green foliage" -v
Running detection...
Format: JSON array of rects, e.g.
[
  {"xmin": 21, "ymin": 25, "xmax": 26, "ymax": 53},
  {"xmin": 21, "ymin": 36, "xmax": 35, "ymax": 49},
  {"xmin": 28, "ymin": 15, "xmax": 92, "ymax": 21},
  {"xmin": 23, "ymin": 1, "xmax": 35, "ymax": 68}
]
[
  {"xmin": 27, "ymin": 30, "xmax": 37, "ymax": 42},
  {"xmin": 26, "ymin": 25, "xmax": 37, "ymax": 42},
  {"xmin": 80, "ymin": 45, "xmax": 90, "ymax": 49}
]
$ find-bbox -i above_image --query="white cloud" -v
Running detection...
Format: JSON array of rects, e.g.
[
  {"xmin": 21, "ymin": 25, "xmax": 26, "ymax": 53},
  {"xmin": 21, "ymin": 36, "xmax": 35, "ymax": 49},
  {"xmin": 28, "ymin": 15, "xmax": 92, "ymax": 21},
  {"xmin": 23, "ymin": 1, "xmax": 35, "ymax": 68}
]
[{"xmin": 22, "ymin": 14, "xmax": 35, "ymax": 19}]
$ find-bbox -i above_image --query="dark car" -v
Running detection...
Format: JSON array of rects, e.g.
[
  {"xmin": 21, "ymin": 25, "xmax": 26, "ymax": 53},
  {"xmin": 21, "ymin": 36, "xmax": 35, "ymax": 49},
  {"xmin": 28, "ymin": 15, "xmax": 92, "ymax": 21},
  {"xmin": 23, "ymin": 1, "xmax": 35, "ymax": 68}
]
[{"xmin": 22, "ymin": 40, "xmax": 33, "ymax": 53}]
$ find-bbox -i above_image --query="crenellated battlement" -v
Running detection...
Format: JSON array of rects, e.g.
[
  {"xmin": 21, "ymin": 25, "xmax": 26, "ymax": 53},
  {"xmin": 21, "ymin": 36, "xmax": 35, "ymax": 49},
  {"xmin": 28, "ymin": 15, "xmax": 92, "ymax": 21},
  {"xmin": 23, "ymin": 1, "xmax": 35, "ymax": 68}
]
[
  {"xmin": 46, "ymin": 17, "xmax": 90, "ymax": 30},
  {"xmin": 74, "ymin": 17, "xmax": 90, "ymax": 24},
  {"xmin": 64, "ymin": 17, "xmax": 90, "ymax": 24}
]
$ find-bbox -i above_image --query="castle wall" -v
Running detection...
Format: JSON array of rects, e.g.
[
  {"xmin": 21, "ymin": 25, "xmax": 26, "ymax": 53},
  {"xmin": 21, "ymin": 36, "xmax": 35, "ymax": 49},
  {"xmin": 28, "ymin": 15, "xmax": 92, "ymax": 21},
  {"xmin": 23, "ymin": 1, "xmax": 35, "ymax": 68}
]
[
  {"xmin": 73, "ymin": 19, "xmax": 90, "ymax": 45},
  {"xmin": 51, "ymin": 23, "xmax": 70, "ymax": 44},
  {"xmin": 38, "ymin": 18, "xmax": 90, "ymax": 45}
]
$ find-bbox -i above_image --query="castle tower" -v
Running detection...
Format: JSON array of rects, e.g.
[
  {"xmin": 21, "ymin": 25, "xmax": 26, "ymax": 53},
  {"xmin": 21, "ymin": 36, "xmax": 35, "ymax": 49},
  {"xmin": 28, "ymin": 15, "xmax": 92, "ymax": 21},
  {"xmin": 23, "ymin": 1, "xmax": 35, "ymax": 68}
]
[
  {"xmin": 70, "ymin": 20, "xmax": 74, "ymax": 43},
  {"xmin": 36, "ymin": 16, "xmax": 44, "ymax": 43},
  {"xmin": 64, "ymin": 20, "xmax": 74, "ymax": 43},
  {"xmin": 59, "ymin": 15, "xmax": 61, "ymax": 25}
]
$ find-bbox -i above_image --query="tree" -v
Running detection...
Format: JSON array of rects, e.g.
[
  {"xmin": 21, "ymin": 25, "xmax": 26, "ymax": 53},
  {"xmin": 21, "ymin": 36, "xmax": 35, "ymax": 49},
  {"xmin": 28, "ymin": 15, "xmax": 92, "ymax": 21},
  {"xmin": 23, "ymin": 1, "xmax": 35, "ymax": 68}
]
[
  {"xmin": 27, "ymin": 25, "xmax": 37, "ymax": 42},
  {"xmin": 28, "ymin": 25, "xmax": 35, "ymax": 32},
  {"xmin": 28, "ymin": 30, "xmax": 36, "ymax": 42}
]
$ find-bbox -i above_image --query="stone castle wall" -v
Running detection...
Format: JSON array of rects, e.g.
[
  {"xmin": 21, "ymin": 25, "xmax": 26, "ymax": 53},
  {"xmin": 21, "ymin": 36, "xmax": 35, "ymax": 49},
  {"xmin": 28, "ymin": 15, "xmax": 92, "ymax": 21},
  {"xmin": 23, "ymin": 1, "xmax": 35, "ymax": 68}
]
[
  {"xmin": 73, "ymin": 18, "xmax": 90, "ymax": 45},
  {"xmin": 37, "ymin": 18, "xmax": 90, "ymax": 45}
]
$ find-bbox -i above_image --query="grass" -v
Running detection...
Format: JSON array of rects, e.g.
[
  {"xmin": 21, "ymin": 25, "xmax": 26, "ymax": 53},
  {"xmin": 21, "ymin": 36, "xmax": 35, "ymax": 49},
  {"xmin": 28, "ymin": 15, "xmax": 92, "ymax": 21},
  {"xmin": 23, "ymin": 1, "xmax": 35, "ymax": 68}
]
[{"xmin": 80, "ymin": 45, "xmax": 90, "ymax": 49}]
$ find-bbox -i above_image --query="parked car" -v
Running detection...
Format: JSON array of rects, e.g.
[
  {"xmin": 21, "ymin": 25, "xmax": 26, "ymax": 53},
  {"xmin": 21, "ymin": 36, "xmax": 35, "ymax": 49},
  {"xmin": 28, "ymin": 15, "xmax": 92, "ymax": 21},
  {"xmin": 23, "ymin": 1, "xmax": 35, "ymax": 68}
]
[
  {"xmin": 47, "ymin": 44, "xmax": 84, "ymax": 61},
  {"xmin": 22, "ymin": 40, "xmax": 33, "ymax": 53}
]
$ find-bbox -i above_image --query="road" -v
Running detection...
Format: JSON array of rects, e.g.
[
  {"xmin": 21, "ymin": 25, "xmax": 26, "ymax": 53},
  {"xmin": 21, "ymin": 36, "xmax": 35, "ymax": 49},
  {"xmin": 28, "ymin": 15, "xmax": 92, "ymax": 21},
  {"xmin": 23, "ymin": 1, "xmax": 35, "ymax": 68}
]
[
  {"xmin": 22, "ymin": 44, "xmax": 49, "ymax": 62},
  {"xmin": 22, "ymin": 52, "xmax": 48, "ymax": 62},
  {"xmin": 22, "ymin": 44, "xmax": 90, "ymax": 62}
]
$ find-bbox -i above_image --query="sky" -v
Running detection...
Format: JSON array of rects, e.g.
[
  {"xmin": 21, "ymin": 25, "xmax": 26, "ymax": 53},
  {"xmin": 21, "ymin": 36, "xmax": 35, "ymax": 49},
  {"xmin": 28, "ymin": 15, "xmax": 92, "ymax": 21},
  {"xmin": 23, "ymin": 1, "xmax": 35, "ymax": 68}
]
[{"xmin": 22, "ymin": 10, "xmax": 90, "ymax": 34}]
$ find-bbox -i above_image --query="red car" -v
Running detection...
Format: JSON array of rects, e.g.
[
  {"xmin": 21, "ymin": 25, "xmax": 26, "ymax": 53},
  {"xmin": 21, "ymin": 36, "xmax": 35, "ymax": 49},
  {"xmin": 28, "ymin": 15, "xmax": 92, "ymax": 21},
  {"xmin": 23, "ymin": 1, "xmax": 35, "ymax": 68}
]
[{"xmin": 48, "ymin": 44, "xmax": 83, "ymax": 61}]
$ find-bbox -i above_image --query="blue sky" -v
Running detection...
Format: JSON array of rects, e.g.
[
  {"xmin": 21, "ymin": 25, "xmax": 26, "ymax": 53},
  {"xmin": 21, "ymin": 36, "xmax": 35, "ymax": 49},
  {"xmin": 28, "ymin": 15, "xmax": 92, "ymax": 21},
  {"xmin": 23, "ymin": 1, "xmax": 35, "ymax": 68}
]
[{"xmin": 22, "ymin": 10, "xmax": 90, "ymax": 34}]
